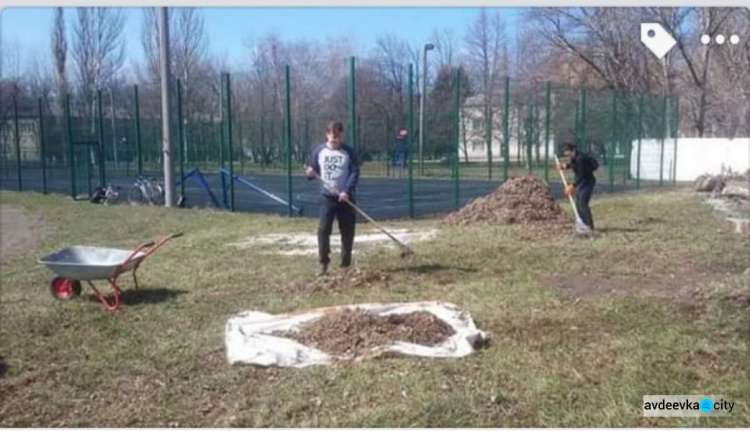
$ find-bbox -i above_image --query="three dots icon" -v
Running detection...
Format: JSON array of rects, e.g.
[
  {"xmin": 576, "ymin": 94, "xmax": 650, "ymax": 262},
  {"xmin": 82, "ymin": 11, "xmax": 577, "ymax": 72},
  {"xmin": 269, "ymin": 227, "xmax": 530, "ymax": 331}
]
[{"xmin": 702, "ymin": 34, "xmax": 741, "ymax": 45}]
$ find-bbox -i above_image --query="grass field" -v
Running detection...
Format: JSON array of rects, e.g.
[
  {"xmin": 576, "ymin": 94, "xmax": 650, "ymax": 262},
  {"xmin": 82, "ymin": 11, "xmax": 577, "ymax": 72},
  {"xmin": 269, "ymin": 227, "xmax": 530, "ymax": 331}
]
[{"xmin": 0, "ymin": 188, "xmax": 748, "ymax": 427}]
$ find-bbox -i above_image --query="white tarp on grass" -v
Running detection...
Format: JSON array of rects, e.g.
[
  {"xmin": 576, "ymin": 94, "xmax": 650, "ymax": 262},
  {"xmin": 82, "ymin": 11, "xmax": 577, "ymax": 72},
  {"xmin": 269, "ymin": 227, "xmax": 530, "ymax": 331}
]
[{"xmin": 225, "ymin": 301, "xmax": 488, "ymax": 368}]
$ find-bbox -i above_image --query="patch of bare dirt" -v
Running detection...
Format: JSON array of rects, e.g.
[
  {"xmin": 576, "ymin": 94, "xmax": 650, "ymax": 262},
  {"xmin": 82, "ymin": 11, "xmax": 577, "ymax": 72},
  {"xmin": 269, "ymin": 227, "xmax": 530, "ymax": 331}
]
[
  {"xmin": 287, "ymin": 268, "xmax": 389, "ymax": 293},
  {"xmin": 274, "ymin": 308, "xmax": 455, "ymax": 357},
  {"xmin": 544, "ymin": 267, "xmax": 739, "ymax": 311},
  {"xmin": 0, "ymin": 205, "xmax": 41, "ymax": 266},
  {"xmin": 443, "ymin": 176, "xmax": 568, "ymax": 231}
]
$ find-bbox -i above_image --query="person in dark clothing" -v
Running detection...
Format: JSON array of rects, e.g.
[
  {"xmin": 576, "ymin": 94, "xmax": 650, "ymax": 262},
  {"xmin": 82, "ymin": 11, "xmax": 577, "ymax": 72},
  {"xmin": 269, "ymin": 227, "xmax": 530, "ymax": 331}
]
[
  {"xmin": 393, "ymin": 129, "xmax": 408, "ymax": 178},
  {"xmin": 306, "ymin": 121, "xmax": 361, "ymax": 276},
  {"xmin": 557, "ymin": 143, "xmax": 598, "ymax": 231}
]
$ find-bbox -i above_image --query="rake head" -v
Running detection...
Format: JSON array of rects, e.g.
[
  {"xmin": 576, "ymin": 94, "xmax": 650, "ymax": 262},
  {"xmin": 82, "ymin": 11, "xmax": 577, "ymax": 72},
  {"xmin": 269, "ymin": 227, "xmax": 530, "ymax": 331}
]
[{"xmin": 400, "ymin": 248, "xmax": 417, "ymax": 265}]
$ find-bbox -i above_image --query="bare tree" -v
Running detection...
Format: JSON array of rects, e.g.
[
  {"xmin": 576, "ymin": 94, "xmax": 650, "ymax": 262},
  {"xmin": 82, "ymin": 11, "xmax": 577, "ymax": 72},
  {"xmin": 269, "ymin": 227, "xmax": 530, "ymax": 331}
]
[
  {"xmin": 530, "ymin": 8, "xmax": 666, "ymax": 92},
  {"xmin": 432, "ymin": 28, "xmax": 457, "ymax": 71},
  {"xmin": 51, "ymin": 7, "xmax": 68, "ymax": 114},
  {"xmin": 26, "ymin": 52, "xmax": 55, "ymax": 111},
  {"xmin": 656, "ymin": 7, "xmax": 738, "ymax": 137},
  {"xmin": 464, "ymin": 8, "xmax": 509, "ymax": 163},
  {"xmin": 2, "ymin": 39, "xmax": 23, "ymax": 97},
  {"xmin": 72, "ymin": 7, "xmax": 126, "ymax": 118}
]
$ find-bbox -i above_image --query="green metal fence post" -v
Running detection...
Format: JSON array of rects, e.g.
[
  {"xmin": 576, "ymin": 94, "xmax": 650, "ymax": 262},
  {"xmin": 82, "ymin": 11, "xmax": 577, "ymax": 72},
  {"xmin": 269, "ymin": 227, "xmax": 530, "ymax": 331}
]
[
  {"xmin": 13, "ymin": 98, "xmax": 22, "ymax": 191},
  {"xmin": 659, "ymin": 94, "xmax": 667, "ymax": 187},
  {"xmin": 517, "ymin": 106, "xmax": 522, "ymax": 168},
  {"xmin": 503, "ymin": 77, "xmax": 510, "ymax": 181},
  {"xmin": 219, "ymin": 98, "xmax": 225, "ymax": 170},
  {"xmin": 486, "ymin": 97, "xmax": 493, "ymax": 180},
  {"xmin": 526, "ymin": 104, "xmax": 533, "ymax": 175},
  {"xmin": 544, "ymin": 82, "xmax": 551, "ymax": 183},
  {"xmin": 609, "ymin": 88, "xmax": 616, "ymax": 192},
  {"xmin": 636, "ymin": 95, "xmax": 643, "ymax": 189},
  {"xmin": 623, "ymin": 93, "xmax": 632, "ymax": 185},
  {"xmin": 226, "ymin": 73, "xmax": 235, "ymax": 211},
  {"xmin": 531, "ymin": 104, "xmax": 540, "ymax": 167},
  {"xmin": 38, "ymin": 98, "xmax": 47, "ymax": 194},
  {"xmin": 581, "ymin": 87, "xmax": 588, "ymax": 152},
  {"xmin": 134, "ymin": 85, "xmax": 143, "ymax": 176},
  {"xmin": 385, "ymin": 122, "xmax": 391, "ymax": 177},
  {"xmin": 348, "ymin": 56, "xmax": 357, "ymax": 152},
  {"xmin": 65, "ymin": 94, "xmax": 76, "ymax": 198},
  {"xmin": 408, "ymin": 63, "xmax": 415, "ymax": 218},
  {"xmin": 239, "ymin": 119, "xmax": 245, "ymax": 175},
  {"xmin": 97, "ymin": 89, "xmax": 106, "ymax": 186},
  {"xmin": 673, "ymin": 96, "xmax": 680, "ymax": 185},
  {"xmin": 177, "ymin": 79, "xmax": 186, "ymax": 201},
  {"xmin": 453, "ymin": 67, "xmax": 461, "ymax": 209},
  {"xmin": 284, "ymin": 65, "xmax": 293, "ymax": 217}
]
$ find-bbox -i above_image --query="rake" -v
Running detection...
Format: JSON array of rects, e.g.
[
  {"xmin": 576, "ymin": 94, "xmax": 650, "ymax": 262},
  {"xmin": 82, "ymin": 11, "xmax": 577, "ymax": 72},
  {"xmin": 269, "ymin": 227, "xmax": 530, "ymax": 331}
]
[{"xmin": 310, "ymin": 171, "xmax": 416, "ymax": 264}]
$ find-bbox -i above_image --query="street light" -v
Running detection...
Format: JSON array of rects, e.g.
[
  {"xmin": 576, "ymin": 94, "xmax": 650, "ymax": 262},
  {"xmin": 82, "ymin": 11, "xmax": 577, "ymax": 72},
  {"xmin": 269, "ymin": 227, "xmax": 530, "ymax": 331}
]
[{"xmin": 419, "ymin": 42, "xmax": 435, "ymax": 176}]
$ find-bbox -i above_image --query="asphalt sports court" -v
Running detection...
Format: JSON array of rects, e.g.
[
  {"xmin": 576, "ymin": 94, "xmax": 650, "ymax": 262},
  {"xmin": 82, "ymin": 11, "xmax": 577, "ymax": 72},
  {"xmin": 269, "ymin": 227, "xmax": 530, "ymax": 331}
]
[{"xmin": 1, "ymin": 167, "xmax": 629, "ymax": 220}]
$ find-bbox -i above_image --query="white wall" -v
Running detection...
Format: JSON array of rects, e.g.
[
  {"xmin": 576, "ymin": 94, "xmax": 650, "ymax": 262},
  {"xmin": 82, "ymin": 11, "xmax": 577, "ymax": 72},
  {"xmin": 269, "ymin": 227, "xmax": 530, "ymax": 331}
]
[{"xmin": 631, "ymin": 138, "xmax": 750, "ymax": 181}]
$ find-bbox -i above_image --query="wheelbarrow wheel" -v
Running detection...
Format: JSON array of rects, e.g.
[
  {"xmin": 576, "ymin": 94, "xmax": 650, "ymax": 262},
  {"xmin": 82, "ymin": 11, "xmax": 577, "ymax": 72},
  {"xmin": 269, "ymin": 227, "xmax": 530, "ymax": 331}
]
[{"xmin": 50, "ymin": 277, "xmax": 82, "ymax": 300}]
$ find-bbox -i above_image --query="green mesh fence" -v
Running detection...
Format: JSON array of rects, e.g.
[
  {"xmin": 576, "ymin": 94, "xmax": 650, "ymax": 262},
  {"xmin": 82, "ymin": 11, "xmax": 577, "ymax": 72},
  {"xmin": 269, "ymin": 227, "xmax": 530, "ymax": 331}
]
[{"xmin": 1, "ymin": 59, "xmax": 680, "ymax": 219}]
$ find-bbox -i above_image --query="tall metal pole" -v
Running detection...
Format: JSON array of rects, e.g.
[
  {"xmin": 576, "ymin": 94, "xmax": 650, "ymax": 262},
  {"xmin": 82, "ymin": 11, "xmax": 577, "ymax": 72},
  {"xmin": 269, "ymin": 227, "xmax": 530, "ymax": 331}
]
[
  {"xmin": 159, "ymin": 7, "xmax": 175, "ymax": 207},
  {"xmin": 109, "ymin": 89, "xmax": 118, "ymax": 170},
  {"xmin": 408, "ymin": 64, "xmax": 415, "ymax": 218}
]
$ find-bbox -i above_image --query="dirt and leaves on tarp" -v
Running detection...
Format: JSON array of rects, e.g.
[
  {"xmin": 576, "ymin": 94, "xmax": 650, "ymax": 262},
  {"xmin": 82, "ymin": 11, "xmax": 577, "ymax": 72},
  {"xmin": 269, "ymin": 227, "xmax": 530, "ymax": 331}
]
[{"xmin": 273, "ymin": 308, "xmax": 455, "ymax": 357}]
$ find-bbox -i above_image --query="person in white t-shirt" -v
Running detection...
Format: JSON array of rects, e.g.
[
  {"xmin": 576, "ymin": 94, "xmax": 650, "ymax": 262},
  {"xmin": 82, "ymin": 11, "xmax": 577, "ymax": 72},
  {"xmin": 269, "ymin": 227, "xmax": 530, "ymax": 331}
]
[{"xmin": 305, "ymin": 121, "xmax": 361, "ymax": 276}]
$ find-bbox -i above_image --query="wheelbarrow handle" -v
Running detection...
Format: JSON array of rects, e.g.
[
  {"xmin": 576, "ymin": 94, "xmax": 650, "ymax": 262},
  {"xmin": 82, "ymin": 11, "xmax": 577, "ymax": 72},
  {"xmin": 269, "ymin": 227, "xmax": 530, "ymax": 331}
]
[
  {"xmin": 140, "ymin": 233, "xmax": 183, "ymax": 259},
  {"xmin": 115, "ymin": 233, "xmax": 183, "ymax": 276}
]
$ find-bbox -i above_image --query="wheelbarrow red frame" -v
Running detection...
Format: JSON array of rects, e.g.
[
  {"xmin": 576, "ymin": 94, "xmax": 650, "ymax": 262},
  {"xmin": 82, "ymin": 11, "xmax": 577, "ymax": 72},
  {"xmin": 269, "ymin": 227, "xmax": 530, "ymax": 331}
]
[{"xmin": 50, "ymin": 233, "xmax": 182, "ymax": 311}]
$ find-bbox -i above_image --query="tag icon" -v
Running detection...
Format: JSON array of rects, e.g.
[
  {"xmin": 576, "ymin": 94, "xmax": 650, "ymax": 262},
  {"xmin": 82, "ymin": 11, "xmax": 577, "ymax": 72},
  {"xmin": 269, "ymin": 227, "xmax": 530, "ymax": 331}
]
[{"xmin": 641, "ymin": 23, "xmax": 677, "ymax": 59}]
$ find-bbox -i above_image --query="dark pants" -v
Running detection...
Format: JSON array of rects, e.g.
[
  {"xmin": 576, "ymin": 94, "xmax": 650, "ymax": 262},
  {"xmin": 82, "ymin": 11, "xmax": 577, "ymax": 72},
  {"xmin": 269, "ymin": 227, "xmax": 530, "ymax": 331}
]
[
  {"xmin": 318, "ymin": 195, "xmax": 356, "ymax": 266},
  {"xmin": 575, "ymin": 180, "xmax": 595, "ymax": 230}
]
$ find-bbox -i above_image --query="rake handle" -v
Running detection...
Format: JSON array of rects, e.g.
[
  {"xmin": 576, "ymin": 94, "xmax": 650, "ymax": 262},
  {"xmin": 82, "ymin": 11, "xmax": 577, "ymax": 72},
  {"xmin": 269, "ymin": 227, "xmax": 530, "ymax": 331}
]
[
  {"xmin": 554, "ymin": 155, "xmax": 583, "ymax": 222},
  {"xmin": 308, "ymin": 171, "xmax": 414, "ymax": 254}
]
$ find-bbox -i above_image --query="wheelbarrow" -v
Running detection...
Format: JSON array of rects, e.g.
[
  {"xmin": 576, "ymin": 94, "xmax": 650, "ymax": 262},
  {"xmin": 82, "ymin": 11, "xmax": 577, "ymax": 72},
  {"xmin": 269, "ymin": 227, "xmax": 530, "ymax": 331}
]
[{"xmin": 38, "ymin": 233, "xmax": 183, "ymax": 311}]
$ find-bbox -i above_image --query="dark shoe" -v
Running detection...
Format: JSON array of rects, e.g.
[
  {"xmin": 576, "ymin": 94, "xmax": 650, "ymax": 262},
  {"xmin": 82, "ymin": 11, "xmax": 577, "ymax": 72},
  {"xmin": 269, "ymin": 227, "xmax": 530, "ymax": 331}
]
[{"xmin": 316, "ymin": 263, "xmax": 328, "ymax": 277}]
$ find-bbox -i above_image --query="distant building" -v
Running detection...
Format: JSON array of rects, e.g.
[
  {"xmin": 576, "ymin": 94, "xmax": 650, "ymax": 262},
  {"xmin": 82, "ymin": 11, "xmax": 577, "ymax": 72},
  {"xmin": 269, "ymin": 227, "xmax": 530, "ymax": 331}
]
[
  {"xmin": 0, "ymin": 117, "xmax": 39, "ymax": 162},
  {"xmin": 459, "ymin": 93, "xmax": 555, "ymax": 164}
]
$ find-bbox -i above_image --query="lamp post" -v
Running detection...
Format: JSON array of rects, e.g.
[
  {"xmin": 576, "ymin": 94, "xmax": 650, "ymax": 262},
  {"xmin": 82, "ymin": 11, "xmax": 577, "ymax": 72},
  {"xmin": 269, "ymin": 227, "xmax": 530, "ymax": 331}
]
[{"xmin": 419, "ymin": 42, "xmax": 435, "ymax": 176}]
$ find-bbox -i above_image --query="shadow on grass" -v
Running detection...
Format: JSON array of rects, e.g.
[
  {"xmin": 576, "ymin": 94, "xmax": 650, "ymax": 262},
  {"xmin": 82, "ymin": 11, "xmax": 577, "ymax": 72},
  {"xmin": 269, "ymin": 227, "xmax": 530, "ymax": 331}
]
[
  {"xmin": 598, "ymin": 227, "xmax": 651, "ymax": 233},
  {"xmin": 86, "ymin": 287, "xmax": 187, "ymax": 306},
  {"xmin": 0, "ymin": 355, "xmax": 6, "ymax": 378},
  {"xmin": 387, "ymin": 264, "xmax": 478, "ymax": 275}
]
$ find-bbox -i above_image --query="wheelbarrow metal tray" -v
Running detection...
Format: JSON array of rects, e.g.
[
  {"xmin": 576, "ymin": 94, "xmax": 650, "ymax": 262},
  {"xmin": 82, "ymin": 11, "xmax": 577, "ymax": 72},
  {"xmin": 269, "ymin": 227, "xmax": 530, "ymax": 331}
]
[{"xmin": 38, "ymin": 246, "xmax": 146, "ymax": 281}]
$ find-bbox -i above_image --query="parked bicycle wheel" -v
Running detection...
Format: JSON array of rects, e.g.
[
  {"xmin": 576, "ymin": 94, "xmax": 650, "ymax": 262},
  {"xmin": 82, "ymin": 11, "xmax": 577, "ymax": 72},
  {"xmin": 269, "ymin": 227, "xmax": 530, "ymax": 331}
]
[
  {"xmin": 128, "ymin": 186, "xmax": 145, "ymax": 206},
  {"xmin": 152, "ymin": 183, "xmax": 165, "ymax": 206}
]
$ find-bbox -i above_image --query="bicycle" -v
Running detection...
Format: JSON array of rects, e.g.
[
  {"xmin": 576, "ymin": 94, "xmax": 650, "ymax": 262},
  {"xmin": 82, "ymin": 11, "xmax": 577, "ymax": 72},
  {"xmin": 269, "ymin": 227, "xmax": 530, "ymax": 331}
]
[{"xmin": 128, "ymin": 176, "xmax": 164, "ymax": 206}]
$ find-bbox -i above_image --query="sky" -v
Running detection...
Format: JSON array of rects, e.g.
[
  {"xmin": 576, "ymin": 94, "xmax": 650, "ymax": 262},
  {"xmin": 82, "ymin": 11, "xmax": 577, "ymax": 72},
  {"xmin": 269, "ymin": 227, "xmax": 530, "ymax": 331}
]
[{"xmin": 1, "ymin": 7, "xmax": 523, "ymax": 73}]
